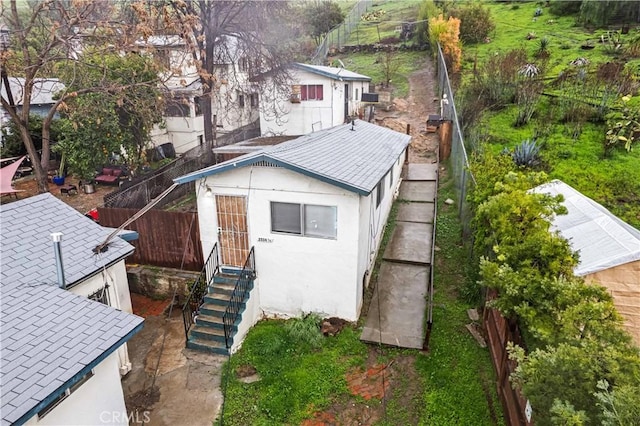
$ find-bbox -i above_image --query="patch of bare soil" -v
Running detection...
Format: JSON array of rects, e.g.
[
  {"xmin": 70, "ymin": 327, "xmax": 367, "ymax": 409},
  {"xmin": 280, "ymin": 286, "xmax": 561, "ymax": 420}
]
[{"xmin": 375, "ymin": 58, "xmax": 439, "ymax": 164}]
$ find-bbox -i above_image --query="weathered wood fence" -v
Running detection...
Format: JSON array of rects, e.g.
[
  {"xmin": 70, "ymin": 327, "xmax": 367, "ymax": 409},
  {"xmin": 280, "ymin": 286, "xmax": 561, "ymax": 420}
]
[
  {"xmin": 483, "ymin": 301, "xmax": 533, "ymax": 426},
  {"xmin": 98, "ymin": 207, "xmax": 203, "ymax": 271}
]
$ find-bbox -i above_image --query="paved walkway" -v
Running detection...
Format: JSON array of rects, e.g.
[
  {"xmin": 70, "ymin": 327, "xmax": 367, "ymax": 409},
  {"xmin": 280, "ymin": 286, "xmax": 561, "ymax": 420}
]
[{"xmin": 360, "ymin": 163, "xmax": 437, "ymax": 349}]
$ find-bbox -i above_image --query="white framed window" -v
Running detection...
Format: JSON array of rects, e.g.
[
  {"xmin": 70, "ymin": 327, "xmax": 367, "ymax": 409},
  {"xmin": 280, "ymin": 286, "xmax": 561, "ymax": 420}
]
[
  {"xmin": 389, "ymin": 169, "xmax": 393, "ymax": 188},
  {"xmin": 355, "ymin": 88, "xmax": 359, "ymax": 101},
  {"xmin": 271, "ymin": 202, "xmax": 337, "ymax": 239},
  {"xmin": 38, "ymin": 370, "xmax": 94, "ymax": 419}
]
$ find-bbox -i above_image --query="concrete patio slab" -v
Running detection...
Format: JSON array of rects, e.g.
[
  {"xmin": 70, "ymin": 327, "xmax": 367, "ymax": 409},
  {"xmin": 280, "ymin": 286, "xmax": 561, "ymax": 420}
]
[
  {"xmin": 396, "ymin": 202, "xmax": 434, "ymax": 224},
  {"xmin": 383, "ymin": 222, "xmax": 433, "ymax": 265},
  {"xmin": 405, "ymin": 163, "xmax": 438, "ymax": 181},
  {"xmin": 398, "ymin": 181, "xmax": 436, "ymax": 202},
  {"xmin": 361, "ymin": 262, "xmax": 429, "ymax": 349}
]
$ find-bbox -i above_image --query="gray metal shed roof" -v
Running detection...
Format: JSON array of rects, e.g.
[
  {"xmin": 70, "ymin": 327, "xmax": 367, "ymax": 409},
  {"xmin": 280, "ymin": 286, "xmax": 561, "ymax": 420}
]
[
  {"xmin": 0, "ymin": 283, "xmax": 143, "ymax": 425},
  {"xmin": 532, "ymin": 180, "xmax": 640, "ymax": 276},
  {"xmin": 174, "ymin": 120, "xmax": 410, "ymax": 195},
  {"xmin": 0, "ymin": 193, "xmax": 135, "ymax": 288}
]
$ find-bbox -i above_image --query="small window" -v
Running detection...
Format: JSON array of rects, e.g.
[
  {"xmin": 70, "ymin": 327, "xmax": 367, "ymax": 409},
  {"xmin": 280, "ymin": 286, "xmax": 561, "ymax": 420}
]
[
  {"xmin": 88, "ymin": 286, "xmax": 110, "ymax": 305},
  {"xmin": 304, "ymin": 204, "xmax": 337, "ymax": 238},
  {"xmin": 194, "ymin": 96, "xmax": 203, "ymax": 116},
  {"xmin": 300, "ymin": 84, "xmax": 323, "ymax": 101},
  {"xmin": 38, "ymin": 370, "xmax": 94, "ymax": 419},
  {"xmin": 389, "ymin": 168, "xmax": 393, "ymax": 188},
  {"xmin": 165, "ymin": 102, "xmax": 190, "ymax": 117},
  {"xmin": 271, "ymin": 202, "xmax": 301, "ymax": 234},
  {"xmin": 250, "ymin": 93, "xmax": 259, "ymax": 108},
  {"xmin": 238, "ymin": 93, "xmax": 245, "ymax": 108},
  {"xmin": 271, "ymin": 202, "xmax": 337, "ymax": 239},
  {"xmin": 198, "ymin": 135, "xmax": 204, "ymax": 146},
  {"xmin": 355, "ymin": 88, "xmax": 359, "ymax": 101},
  {"xmin": 376, "ymin": 178, "xmax": 385, "ymax": 208}
]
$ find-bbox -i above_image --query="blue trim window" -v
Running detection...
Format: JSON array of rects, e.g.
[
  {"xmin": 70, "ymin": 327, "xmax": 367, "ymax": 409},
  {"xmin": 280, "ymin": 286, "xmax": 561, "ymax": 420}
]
[{"xmin": 271, "ymin": 202, "xmax": 337, "ymax": 239}]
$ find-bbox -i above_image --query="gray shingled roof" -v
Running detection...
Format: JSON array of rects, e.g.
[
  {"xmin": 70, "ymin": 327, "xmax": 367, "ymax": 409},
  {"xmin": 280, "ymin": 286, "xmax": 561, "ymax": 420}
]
[
  {"xmin": 293, "ymin": 63, "xmax": 371, "ymax": 81},
  {"xmin": 174, "ymin": 120, "xmax": 410, "ymax": 195},
  {"xmin": 1, "ymin": 193, "xmax": 134, "ymax": 288},
  {"xmin": 0, "ymin": 194, "xmax": 143, "ymax": 425},
  {"xmin": 1, "ymin": 283, "xmax": 143, "ymax": 425}
]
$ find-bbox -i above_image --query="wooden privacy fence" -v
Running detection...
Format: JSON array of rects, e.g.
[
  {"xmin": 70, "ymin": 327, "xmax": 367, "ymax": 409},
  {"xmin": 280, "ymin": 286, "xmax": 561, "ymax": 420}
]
[
  {"xmin": 483, "ymin": 302, "xmax": 533, "ymax": 426},
  {"xmin": 98, "ymin": 207, "xmax": 204, "ymax": 271}
]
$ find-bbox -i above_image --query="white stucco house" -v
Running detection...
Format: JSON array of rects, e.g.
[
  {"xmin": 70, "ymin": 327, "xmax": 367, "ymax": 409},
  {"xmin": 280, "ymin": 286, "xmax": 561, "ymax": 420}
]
[
  {"xmin": 0, "ymin": 194, "xmax": 143, "ymax": 425},
  {"xmin": 258, "ymin": 63, "xmax": 372, "ymax": 137},
  {"xmin": 175, "ymin": 120, "xmax": 409, "ymax": 352},
  {"xmin": 140, "ymin": 35, "xmax": 260, "ymax": 155}
]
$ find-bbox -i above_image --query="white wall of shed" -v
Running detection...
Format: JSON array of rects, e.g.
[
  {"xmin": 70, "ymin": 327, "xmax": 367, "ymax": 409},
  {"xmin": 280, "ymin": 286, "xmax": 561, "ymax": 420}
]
[{"xmin": 24, "ymin": 351, "xmax": 128, "ymax": 426}]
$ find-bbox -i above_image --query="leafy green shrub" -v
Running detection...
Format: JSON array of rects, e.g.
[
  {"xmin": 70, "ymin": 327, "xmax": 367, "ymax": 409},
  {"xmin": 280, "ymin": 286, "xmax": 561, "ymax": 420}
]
[
  {"xmin": 449, "ymin": 3, "xmax": 495, "ymax": 44},
  {"xmin": 284, "ymin": 313, "xmax": 323, "ymax": 348}
]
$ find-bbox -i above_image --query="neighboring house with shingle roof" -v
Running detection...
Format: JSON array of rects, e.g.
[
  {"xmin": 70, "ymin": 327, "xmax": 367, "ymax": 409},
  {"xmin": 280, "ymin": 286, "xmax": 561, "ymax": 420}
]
[
  {"xmin": 258, "ymin": 63, "xmax": 372, "ymax": 137},
  {"xmin": 174, "ymin": 120, "xmax": 409, "ymax": 349},
  {"xmin": 0, "ymin": 193, "xmax": 143, "ymax": 425}
]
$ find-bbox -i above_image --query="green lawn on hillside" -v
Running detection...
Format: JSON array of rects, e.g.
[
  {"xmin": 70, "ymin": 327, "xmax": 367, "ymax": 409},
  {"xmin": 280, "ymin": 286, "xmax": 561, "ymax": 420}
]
[{"xmin": 460, "ymin": 1, "xmax": 640, "ymax": 228}]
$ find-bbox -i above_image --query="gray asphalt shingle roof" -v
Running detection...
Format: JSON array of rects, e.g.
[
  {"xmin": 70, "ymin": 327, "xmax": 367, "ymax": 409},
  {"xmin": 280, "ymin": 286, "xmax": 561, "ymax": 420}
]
[
  {"xmin": 0, "ymin": 193, "xmax": 143, "ymax": 425},
  {"xmin": 1, "ymin": 284, "xmax": 143, "ymax": 425},
  {"xmin": 1, "ymin": 193, "xmax": 134, "ymax": 287},
  {"xmin": 175, "ymin": 120, "xmax": 410, "ymax": 194}
]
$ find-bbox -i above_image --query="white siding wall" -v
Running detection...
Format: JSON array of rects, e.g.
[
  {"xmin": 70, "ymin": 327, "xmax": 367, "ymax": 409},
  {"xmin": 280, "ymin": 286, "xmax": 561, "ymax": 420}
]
[
  {"xmin": 69, "ymin": 261, "xmax": 134, "ymax": 376},
  {"xmin": 24, "ymin": 352, "xmax": 129, "ymax": 426},
  {"xmin": 196, "ymin": 166, "xmax": 362, "ymax": 320},
  {"xmin": 356, "ymin": 151, "xmax": 405, "ymax": 293},
  {"xmin": 259, "ymin": 69, "xmax": 370, "ymax": 136}
]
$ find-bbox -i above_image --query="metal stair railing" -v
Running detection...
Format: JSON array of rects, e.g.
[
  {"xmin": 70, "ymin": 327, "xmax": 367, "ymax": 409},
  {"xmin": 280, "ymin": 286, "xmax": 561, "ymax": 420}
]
[
  {"xmin": 222, "ymin": 247, "xmax": 256, "ymax": 349},
  {"xmin": 182, "ymin": 243, "xmax": 220, "ymax": 342}
]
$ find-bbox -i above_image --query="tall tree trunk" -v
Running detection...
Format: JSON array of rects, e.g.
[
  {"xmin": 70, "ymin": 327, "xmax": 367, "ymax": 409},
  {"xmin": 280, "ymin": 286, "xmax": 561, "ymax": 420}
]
[{"xmin": 18, "ymin": 124, "xmax": 49, "ymax": 193}]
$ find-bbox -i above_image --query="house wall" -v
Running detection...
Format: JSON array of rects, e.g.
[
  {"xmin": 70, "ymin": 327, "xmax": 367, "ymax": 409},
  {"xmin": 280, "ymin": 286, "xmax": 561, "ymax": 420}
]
[
  {"xmin": 356, "ymin": 151, "xmax": 405, "ymax": 297},
  {"xmin": 211, "ymin": 64, "xmax": 260, "ymax": 133},
  {"xmin": 259, "ymin": 69, "xmax": 370, "ymax": 136},
  {"xmin": 230, "ymin": 284, "xmax": 261, "ymax": 354},
  {"xmin": 196, "ymin": 166, "xmax": 362, "ymax": 321},
  {"xmin": 24, "ymin": 352, "xmax": 129, "ymax": 426},
  {"xmin": 585, "ymin": 259, "xmax": 640, "ymax": 346},
  {"xmin": 69, "ymin": 261, "xmax": 134, "ymax": 376}
]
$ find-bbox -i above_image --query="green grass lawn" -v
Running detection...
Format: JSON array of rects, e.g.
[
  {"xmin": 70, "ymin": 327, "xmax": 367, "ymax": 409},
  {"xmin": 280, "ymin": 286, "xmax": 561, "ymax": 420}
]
[
  {"xmin": 336, "ymin": 50, "xmax": 427, "ymax": 97},
  {"xmin": 460, "ymin": 1, "xmax": 640, "ymax": 229},
  {"xmin": 218, "ymin": 170, "xmax": 503, "ymax": 425},
  {"xmin": 348, "ymin": 0, "xmax": 421, "ymax": 45}
]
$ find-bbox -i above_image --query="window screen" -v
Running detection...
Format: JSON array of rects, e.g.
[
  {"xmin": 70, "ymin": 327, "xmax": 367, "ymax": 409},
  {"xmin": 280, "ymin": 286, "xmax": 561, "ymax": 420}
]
[
  {"xmin": 304, "ymin": 205, "xmax": 337, "ymax": 238},
  {"xmin": 271, "ymin": 202, "xmax": 302, "ymax": 234},
  {"xmin": 376, "ymin": 178, "xmax": 385, "ymax": 207}
]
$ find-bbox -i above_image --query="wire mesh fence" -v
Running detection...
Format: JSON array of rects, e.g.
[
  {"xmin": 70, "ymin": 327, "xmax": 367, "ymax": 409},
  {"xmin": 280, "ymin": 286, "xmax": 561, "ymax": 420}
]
[
  {"xmin": 311, "ymin": 0, "xmax": 373, "ymax": 64},
  {"xmin": 435, "ymin": 43, "xmax": 475, "ymax": 237}
]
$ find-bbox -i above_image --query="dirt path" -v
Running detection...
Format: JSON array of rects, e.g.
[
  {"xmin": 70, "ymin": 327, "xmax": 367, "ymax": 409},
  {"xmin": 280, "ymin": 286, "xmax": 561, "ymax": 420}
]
[
  {"xmin": 376, "ymin": 57, "xmax": 439, "ymax": 164},
  {"xmin": 305, "ymin": 58, "xmax": 440, "ymax": 426}
]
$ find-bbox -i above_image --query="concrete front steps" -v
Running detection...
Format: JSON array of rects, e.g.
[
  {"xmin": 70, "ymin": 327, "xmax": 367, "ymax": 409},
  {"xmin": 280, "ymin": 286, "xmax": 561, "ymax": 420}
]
[{"xmin": 186, "ymin": 271, "xmax": 248, "ymax": 356}]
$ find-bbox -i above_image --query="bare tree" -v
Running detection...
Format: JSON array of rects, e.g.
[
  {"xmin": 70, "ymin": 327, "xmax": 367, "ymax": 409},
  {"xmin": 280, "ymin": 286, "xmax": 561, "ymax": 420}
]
[
  {"xmin": 136, "ymin": 1, "xmax": 298, "ymax": 155},
  {"xmin": 0, "ymin": 0, "xmax": 160, "ymax": 193}
]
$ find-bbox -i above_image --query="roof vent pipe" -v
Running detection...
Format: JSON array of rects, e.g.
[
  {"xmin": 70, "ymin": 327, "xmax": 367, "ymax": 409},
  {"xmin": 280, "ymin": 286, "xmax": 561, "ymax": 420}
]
[{"xmin": 51, "ymin": 232, "xmax": 66, "ymax": 289}]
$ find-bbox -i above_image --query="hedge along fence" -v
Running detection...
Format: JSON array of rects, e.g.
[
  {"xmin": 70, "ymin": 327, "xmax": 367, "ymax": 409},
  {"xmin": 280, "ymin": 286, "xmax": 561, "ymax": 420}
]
[{"xmin": 469, "ymin": 152, "xmax": 640, "ymax": 425}]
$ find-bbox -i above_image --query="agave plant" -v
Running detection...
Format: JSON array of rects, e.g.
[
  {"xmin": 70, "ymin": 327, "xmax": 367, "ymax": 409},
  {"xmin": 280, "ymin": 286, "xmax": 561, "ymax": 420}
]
[
  {"xmin": 512, "ymin": 139, "xmax": 541, "ymax": 167},
  {"xmin": 518, "ymin": 63, "xmax": 540, "ymax": 78}
]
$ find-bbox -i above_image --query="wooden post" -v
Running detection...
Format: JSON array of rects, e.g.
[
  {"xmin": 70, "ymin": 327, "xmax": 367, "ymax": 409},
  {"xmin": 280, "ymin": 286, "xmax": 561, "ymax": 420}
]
[
  {"xmin": 438, "ymin": 121, "xmax": 452, "ymax": 160},
  {"xmin": 406, "ymin": 123, "xmax": 410, "ymax": 135}
]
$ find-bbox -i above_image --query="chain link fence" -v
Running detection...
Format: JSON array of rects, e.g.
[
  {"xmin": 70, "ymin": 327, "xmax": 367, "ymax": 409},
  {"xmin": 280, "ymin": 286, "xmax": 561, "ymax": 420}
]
[
  {"xmin": 311, "ymin": 0, "xmax": 373, "ymax": 64},
  {"xmin": 435, "ymin": 43, "xmax": 475, "ymax": 237}
]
